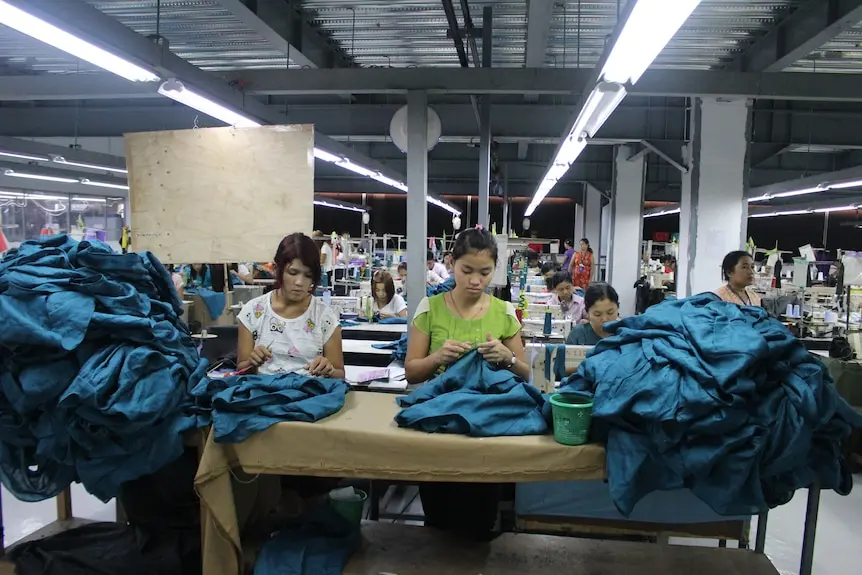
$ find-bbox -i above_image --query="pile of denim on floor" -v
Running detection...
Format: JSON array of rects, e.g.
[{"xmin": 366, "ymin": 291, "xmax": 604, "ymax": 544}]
[
  {"xmin": 0, "ymin": 235, "xmax": 208, "ymax": 502},
  {"xmin": 558, "ymin": 293, "xmax": 862, "ymax": 516},
  {"xmin": 396, "ymin": 350, "xmax": 548, "ymax": 436},
  {"xmin": 191, "ymin": 373, "xmax": 349, "ymax": 443}
]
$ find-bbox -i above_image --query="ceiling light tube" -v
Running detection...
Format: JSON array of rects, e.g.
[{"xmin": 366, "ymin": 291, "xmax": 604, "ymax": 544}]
[
  {"xmin": 813, "ymin": 205, "xmax": 857, "ymax": 213},
  {"xmin": 4, "ymin": 169, "xmax": 78, "ymax": 183},
  {"xmin": 572, "ymin": 83, "xmax": 627, "ymax": 139},
  {"xmin": 313, "ymin": 148, "xmax": 343, "ymax": 163},
  {"xmin": 0, "ymin": 1, "xmax": 159, "ymax": 82},
  {"xmin": 0, "ymin": 150, "xmax": 49, "ymax": 162},
  {"xmin": 52, "ymin": 156, "xmax": 127, "ymax": 175},
  {"xmin": 158, "ymin": 79, "xmax": 261, "ymax": 128},
  {"xmin": 828, "ymin": 179, "xmax": 862, "ymax": 190},
  {"xmin": 71, "ymin": 196, "xmax": 107, "ymax": 203},
  {"xmin": 750, "ymin": 209, "xmax": 811, "ymax": 218},
  {"xmin": 525, "ymin": 138, "xmax": 587, "ymax": 217},
  {"xmin": 643, "ymin": 208, "xmax": 681, "ymax": 218},
  {"xmin": 600, "ymin": 0, "xmax": 702, "ymax": 85},
  {"xmin": 770, "ymin": 186, "xmax": 826, "ymax": 199},
  {"xmin": 314, "ymin": 200, "xmax": 366, "ymax": 213},
  {"xmin": 80, "ymin": 179, "xmax": 129, "ymax": 190},
  {"xmin": 428, "ymin": 196, "xmax": 461, "ymax": 216},
  {"xmin": 26, "ymin": 193, "xmax": 69, "ymax": 201}
]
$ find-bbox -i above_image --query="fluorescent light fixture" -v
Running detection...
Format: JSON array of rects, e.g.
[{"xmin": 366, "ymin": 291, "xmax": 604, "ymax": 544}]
[
  {"xmin": 28, "ymin": 193, "xmax": 70, "ymax": 201},
  {"xmin": 600, "ymin": 0, "xmax": 701, "ymax": 85},
  {"xmin": 313, "ymin": 148, "xmax": 343, "ymax": 163},
  {"xmin": 525, "ymin": 137, "xmax": 588, "ymax": 217},
  {"xmin": 828, "ymin": 179, "xmax": 862, "ymax": 190},
  {"xmin": 771, "ymin": 186, "xmax": 825, "ymax": 199},
  {"xmin": 71, "ymin": 196, "xmax": 107, "ymax": 203},
  {"xmin": 572, "ymin": 83, "xmax": 627, "ymax": 139},
  {"xmin": 80, "ymin": 179, "xmax": 129, "ymax": 190},
  {"xmin": 52, "ymin": 156, "xmax": 127, "ymax": 175},
  {"xmin": 643, "ymin": 208, "xmax": 681, "ymax": 218},
  {"xmin": 750, "ymin": 209, "xmax": 810, "ymax": 218},
  {"xmin": 0, "ymin": 150, "xmax": 49, "ymax": 162},
  {"xmin": 158, "ymin": 79, "xmax": 261, "ymax": 128},
  {"xmin": 814, "ymin": 205, "xmax": 857, "ymax": 213},
  {"xmin": 370, "ymin": 173, "xmax": 408, "ymax": 192},
  {"xmin": 313, "ymin": 200, "xmax": 366, "ymax": 213},
  {"xmin": 0, "ymin": 1, "xmax": 159, "ymax": 82},
  {"xmin": 428, "ymin": 196, "xmax": 461, "ymax": 216},
  {"xmin": 4, "ymin": 169, "xmax": 78, "ymax": 183}
]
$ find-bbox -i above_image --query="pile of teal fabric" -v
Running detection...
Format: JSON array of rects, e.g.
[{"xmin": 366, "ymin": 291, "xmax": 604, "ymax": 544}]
[
  {"xmin": 191, "ymin": 373, "xmax": 349, "ymax": 443},
  {"xmin": 371, "ymin": 333, "xmax": 408, "ymax": 361},
  {"xmin": 0, "ymin": 235, "xmax": 208, "ymax": 502},
  {"xmin": 426, "ymin": 276, "xmax": 455, "ymax": 297},
  {"xmin": 559, "ymin": 294, "xmax": 862, "ymax": 516},
  {"xmin": 396, "ymin": 350, "xmax": 547, "ymax": 436}
]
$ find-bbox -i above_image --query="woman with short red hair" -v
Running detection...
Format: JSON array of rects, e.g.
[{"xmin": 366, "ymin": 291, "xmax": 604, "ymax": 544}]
[{"xmin": 236, "ymin": 233, "xmax": 344, "ymax": 379}]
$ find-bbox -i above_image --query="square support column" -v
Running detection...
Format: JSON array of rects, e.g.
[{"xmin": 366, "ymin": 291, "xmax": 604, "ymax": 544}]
[
  {"xmin": 584, "ymin": 183, "xmax": 603, "ymax": 281},
  {"xmin": 608, "ymin": 144, "xmax": 646, "ymax": 316},
  {"xmin": 573, "ymin": 202, "xmax": 585, "ymax": 245},
  {"xmin": 406, "ymin": 91, "xmax": 428, "ymax": 318},
  {"xmin": 678, "ymin": 97, "xmax": 751, "ymax": 297}
]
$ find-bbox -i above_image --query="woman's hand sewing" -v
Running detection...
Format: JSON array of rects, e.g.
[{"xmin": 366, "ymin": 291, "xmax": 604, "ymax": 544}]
[
  {"xmin": 477, "ymin": 334, "xmax": 512, "ymax": 365},
  {"xmin": 433, "ymin": 340, "xmax": 473, "ymax": 367},
  {"xmin": 306, "ymin": 355, "xmax": 336, "ymax": 377}
]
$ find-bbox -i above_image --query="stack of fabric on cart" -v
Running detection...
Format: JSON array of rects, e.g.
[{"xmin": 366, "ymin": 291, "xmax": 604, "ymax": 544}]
[
  {"xmin": 0, "ymin": 235, "xmax": 208, "ymax": 502},
  {"xmin": 559, "ymin": 293, "xmax": 862, "ymax": 516}
]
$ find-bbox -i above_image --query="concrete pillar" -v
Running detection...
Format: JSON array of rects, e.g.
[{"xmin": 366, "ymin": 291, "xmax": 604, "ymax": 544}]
[
  {"xmin": 608, "ymin": 144, "xmax": 646, "ymax": 316},
  {"xmin": 584, "ymin": 183, "xmax": 603, "ymax": 281},
  {"xmin": 406, "ymin": 91, "xmax": 428, "ymax": 318},
  {"xmin": 679, "ymin": 97, "xmax": 750, "ymax": 297},
  {"xmin": 573, "ymin": 202, "xmax": 585, "ymax": 245}
]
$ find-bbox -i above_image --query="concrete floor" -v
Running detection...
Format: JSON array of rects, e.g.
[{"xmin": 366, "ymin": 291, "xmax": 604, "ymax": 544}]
[{"xmin": 2, "ymin": 475, "xmax": 860, "ymax": 574}]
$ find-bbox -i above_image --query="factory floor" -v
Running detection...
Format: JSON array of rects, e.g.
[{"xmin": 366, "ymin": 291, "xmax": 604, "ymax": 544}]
[{"xmin": 2, "ymin": 476, "xmax": 861, "ymax": 574}]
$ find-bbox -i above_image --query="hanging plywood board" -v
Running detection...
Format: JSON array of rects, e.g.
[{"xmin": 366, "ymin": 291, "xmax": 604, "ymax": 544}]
[{"xmin": 125, "ymin": 124, "xmax": 314, "ymax": 264}]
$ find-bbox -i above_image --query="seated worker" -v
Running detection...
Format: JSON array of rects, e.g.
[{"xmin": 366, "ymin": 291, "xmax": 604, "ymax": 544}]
[
  {"xmin": 548, "ymin": 271, "xmax": 585, "ymax": 322},
  {"xmin": 442, "ymin": 251, "xmax": 454, "ymax": 275},
  {"xmin": 427, "ymin": 250, "xmax": 450, "ymax": 281},
  {"xmin": 540, "ymin": 261, "xmax": 559, "ymax": 289},
  {"xmin": 232, "ymin": 262, "xmax": 255, "ymax": 285},
  {"xmin": 186, "ymin": 263, "xmax": 212, "ymax": 289},
  {"xmin": 714, "ymin": 250, "xmax": 762, "ymax": 307},
  {"xmin": 566, "ymin": 283, "xmax": 620, "ymax": 346},
  {"xmin": 405, "ymin": 228, "xmax": 528, "ymax": 540},
  {"xmin": 367, "ymin": 270, "xmax": 408, "ymax": 319},
  {"xmin": 236, "ymin": 233, "xmax": 345, "ymax": 379},
  {"xmin": 397, "ymin": 262, "xmax": 408, "ymax": 297}
]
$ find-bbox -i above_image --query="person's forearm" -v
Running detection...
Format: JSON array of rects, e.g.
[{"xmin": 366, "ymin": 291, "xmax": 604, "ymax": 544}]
[
  {"xmin": 236, "ymin": 360, "xmax": 258, "ymax": 373},
  {"xmin": 508, "ymin": 359, "xmax": 531, "ymax": 380},
  {"xmin": 405, "ymin": 355, "xmax": 440, "ymax": 383},
  {"xmin": 331, "ymin": 367, "xmax": 345, "ymax": 379}
]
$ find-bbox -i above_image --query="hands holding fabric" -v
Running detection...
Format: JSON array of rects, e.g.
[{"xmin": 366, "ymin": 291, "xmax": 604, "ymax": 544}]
[
  {"xmin": 248, "ymin": 345, "xmax": 272, "ymax": 367},
  {"xmin": 477, "ymin": 334, "xmax": 512, "ymax": 366},
  {"xmin": 433, "ymin": 340, "xmax": 473, "ymax": 367}
]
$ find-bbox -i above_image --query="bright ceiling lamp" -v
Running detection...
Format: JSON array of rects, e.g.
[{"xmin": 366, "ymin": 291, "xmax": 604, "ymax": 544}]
[
  {"xmin": 525, "ymin": 137, "xmax": 587, "ymax": 217},
  {"xmin": 600, "ymin": 0, "xmax": 701, "ymax": 85},
  {"xmin": 314, "ymin": 199, "xmax": 366, "ymax": 213},
  {"xmin": 158, "ymin": 79, "xmax": 261, "ymax": 128},
  {"xmin": 573, "ymin": 83, "xmax": 627, "ymax": 139},
  {"xmin": 643, "ymin": 208, "xmax": 681, "ymax": 218},
  {"xmin": 814, "ymin": 205, "xmax": 857, "ymax": 213},
  {"xmin": 428, "ymin": 196, "xmax": 461, "ymax": 216},
  {"xmin": 0, "ymin": 1, "xmax": 159, "ymax": 82},
  {"xmin": 80, "ymin": 179, "xmax": 129, "ymax": 190},
  {"xmin": 0, "ymin": 150, "xmax": 49, "ymax": 162},
  {"xmin": 71, "ymin": 196, "xmax": 107, "ymax": 203},
  {"xmin": 827, "ymin": 179, "xmax": 862, "ymax": 190},
  {"xmin": 749, "ymin": 205, "xmax": 857, "ymax": 218},
  {"xmin": 4, "ymin": 169, "xmax": 78, "ymax": 183},
  {"xmin": 52, "ymin": 156, "xmax": 127, "ymax": 175}
]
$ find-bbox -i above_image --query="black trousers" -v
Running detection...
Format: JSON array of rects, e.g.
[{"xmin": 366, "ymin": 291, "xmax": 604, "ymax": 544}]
[{"xmin": 419, "ymin": 482, "xmax": 502, "ymax": 540}]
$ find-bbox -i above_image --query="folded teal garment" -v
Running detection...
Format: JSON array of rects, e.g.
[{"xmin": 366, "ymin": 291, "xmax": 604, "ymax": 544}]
[
  {"xmin": 371, "ymin": 334, "xmax": 408, "ymax": 360},
  {"xmin": 340, "ymin": 320, "xmax": 360, "ymax": 327},
  {"xmin": 191, "ymin": 373, "xmax": 349, "ymax": 443},
  {"xmin": 556, "ymin": 293, "xmax": 862, "ymax": 517},
  {"xmin": 0, "ymin": 235, "xmax": 207, "ymax": 502},
  {"xmin": 184, "ymin": 287, "xmax": 225, "ymax": 320},
  {"xmin": 377, "ymin": 317, "xmax": 407, "ymax": 325},
  {"xmin": 544, "ymin": 344, "xmax": 567, "ymax": 382},
  {"xmin": 396, "ymin": 350, "xmax": 548, "ymax": 437},
  {"xmin": 254, "ymin": 504, "xmax": 359, "ymax": 575}
]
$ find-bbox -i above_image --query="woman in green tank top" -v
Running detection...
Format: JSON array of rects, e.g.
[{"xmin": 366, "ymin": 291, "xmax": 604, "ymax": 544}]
[{"xmin": 404, "ymin": 227, "xmax": 529, "ymax": 540}]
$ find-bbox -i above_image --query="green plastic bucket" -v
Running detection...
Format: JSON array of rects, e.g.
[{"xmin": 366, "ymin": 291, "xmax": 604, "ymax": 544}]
[
  {"xmin": 549, "ymin": 393, "xmax": 593, "ymax": 446},
  {"xmin": 328, "ymin": 488, "xmax": 367, "ymax": 526}
]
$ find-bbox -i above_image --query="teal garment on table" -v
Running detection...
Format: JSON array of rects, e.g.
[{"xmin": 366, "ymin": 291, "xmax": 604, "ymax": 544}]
[
  {"xmin": 565, "ymin": 322, "xmax": 603, "ymax": 345},
  {"xmin": 396, "ymin": 350, "xmax": 548, "ymax": 437},
  {"xmin": 425, "ymin": 276, "xmax": 456, "ymax": 297},
  {"xmin": 254, "ymin": 504, "xmax": 359, "ymax": 575},
  {"xmin": 371, "ymin": 334, "xmax": 408, "ymax": 361},
  {"xmin": 191, "ymin": 373, "xmax": 349, "ymax": 443},
  {"xmin": 185, "ymin": 287, "xmax": 225, "ymax": 320},
  {"xmin": 0, "ymin": 235, "xmax": 208, "ymax": 502},
  {"xmin": 555, "ymin": 293, "xmax": 862, "ymax": 517}
]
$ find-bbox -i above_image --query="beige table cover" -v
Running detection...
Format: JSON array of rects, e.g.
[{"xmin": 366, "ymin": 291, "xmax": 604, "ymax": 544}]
[{"xmin": 195, "ymin": 392, "xmax": 606, "ymax": 575}]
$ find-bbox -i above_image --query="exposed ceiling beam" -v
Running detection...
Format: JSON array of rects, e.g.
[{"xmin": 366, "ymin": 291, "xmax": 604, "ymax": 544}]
[
  {"xmin": 525, "ymin": 0, "xmax": 554, "ymax": 68},
  {"xmin": 218, "ymin": 0, "xmax": 334, "ymax": 68},
  {"xmin": 8, "ymin": 68, "xmax": 862, "ymax": 102},
  {"xmin": 748, "ymin": 163, "xmax": 862, "ymax": 198},
  {"xmin": 727, "ymin": 0, "xmax": 862, "ymax": 72}
]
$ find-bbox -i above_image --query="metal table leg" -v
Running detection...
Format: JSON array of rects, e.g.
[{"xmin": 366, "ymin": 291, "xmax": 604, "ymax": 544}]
[
  {"xmin": 754, "ymin": 511, "xmax": 768, "ymax": 554},
  {"xmin": 799, "ymin": 483, "xmax": 821, "ymax": 575}
]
